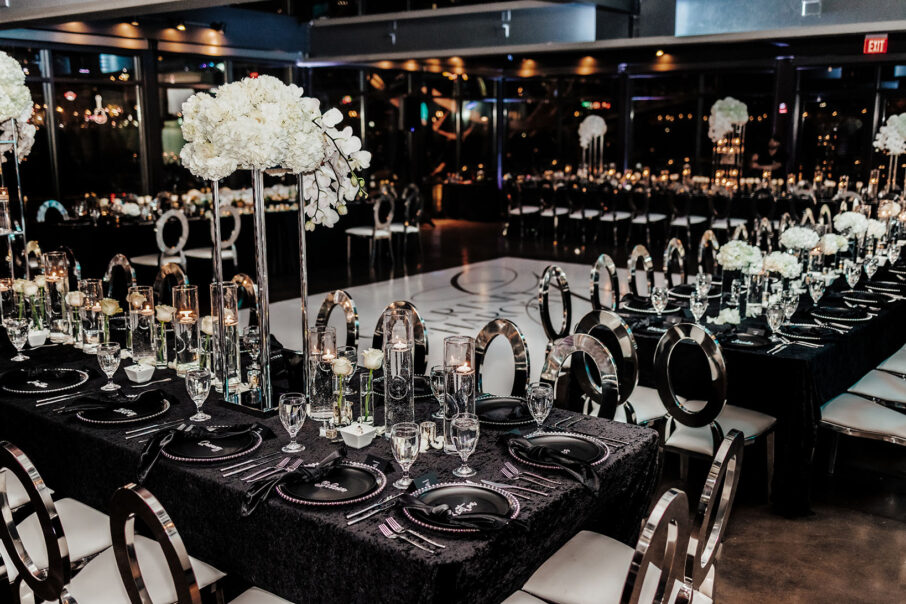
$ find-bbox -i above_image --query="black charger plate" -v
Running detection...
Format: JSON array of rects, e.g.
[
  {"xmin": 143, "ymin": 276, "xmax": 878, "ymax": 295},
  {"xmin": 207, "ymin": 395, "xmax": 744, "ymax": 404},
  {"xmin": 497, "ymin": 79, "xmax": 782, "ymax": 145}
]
[
  {"xmin": 160, "ymin": 429, "xmax": 262, "ymax": 463},
  {"xmin": 373, "ymin": 374, "xmax": 434, "ymax": 400},
  {"xmin": 475, "ymin": 395, "xmax": 534, "ymax": 427},
  {"xmin": 778, "ymin": 323, "xmax": 839, "ymax": 341},
  {"xmin": 719, "ymin": 333, "xmax": 772, "ymax": 349},
  {"xmin": 866, "ymin": 280, "xmax": 904, "ymax": 294},
  {"xmin": 810, "ymin": 306, "xmax": 871, "ymax": 323},
  {"xmin": 76, "ymin": 394, "xmax": 172, "ymax": 426},
  {"xmin": 508, "ymin": 431, "xmax": 610, "ymax": 470},
  {"xmin": 403, "ymin": 482, "xmax": 520, "ymax": 533},
  {"xmin": 840, "ymin": 290, "xmax": 891, "ymax": 307},
  {"xmin": 276, "ymin": 462, "xmax": 386, "ymax": 506},
  {"xmin": 1, "ymin": 368, "xmax": 89, "ymax": 395}
]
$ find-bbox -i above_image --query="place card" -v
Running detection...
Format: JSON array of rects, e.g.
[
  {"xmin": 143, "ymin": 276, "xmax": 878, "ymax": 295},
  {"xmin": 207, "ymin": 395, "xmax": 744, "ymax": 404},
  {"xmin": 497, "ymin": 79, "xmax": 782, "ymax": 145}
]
[
  {"xmin": 413, "ymin": 470, "xmax": 440, "ymax": 490},
  {"xmin": 745, "ymin": 327, "xmax": 766, "ymax": 336},
  {"xmin": 364, "ymin": 454, "xmax": 392, "ymax": 474}
]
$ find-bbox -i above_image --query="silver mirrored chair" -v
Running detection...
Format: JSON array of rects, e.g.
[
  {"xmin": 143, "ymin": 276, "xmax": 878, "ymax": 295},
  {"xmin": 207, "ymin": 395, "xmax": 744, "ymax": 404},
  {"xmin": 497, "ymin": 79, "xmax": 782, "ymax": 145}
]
[
  {"xmin": 474, "ymin": 318, "xmax": 530, "ymax": 397},
  {"xmin": 346, "ymin": 193, "xmax": 394, "ymax": 267},
  {"xmin": 55, "ymin": 246, "xmax": 82, "ymax": 285},
  {"xmin": 231, "ymin": 273, "xmax": 259, "ymax": 329},
  {"xmin": 316, "ymin": 289, "xmax": 360, "ymax": 349},
  {"xmin": 820, "ymin": 392, "xmax": 906, "ymax": 474},
  {"xmin": 0, "ymin": 441, "xmax": 111, "ymax": 604},
  {"xmin": 730, "ymin": 224, "xmax": 748, "ymax": 242},
  {"xmin": 696, "ymin": 231, "xmax": 721, "ymax": 282},
  {"xmin": 103, "ymin": 254, "xmax": 137, "ymax": 302},
  {"xmin": 152, "ymin": 262, "xmax": 189, "ymax": 307},
  {"xmin": 390, "ymin": 183, "xmax": 424, "ymax": 258},
  {"xmin": 877, "ymin": 345, "xmax": 906, "ymax": 378},
  {"xmin": 185, "ymin": 205, "xmax": 242, "ymax": 269},
  {"xmin": 372, "ymin": 300, "xmax": 429, "ymax": 374},
  {"xmin": 509, "ymin": 488, "xmax": 703, "ymax": 604},
  {"xmin": 655, "ymin": 324, "xmax": 776, "ymax": 488},
  {"xmin": 130, "ymin": 209, "xmax": 190, "ymax": 270},
  {"xmin": 540, "ymin": 333, "xmax": 620, "ymax": 418},
  {"xmin": 35, "ymin": 200, "xmax": 69, "ymax": 224},
  {"xmin": 846, "ymin": 368, "xmax": 906, "ymax": 412},
  {"xmin": 590, "ymin": 253, "xmax": 620, "ymax": 311},
  {"xmin": 663, "ymin": 238, "xmax": 686, "ymax": 289},
  {"xmin": 539, "ymin": 265, "xmax": 572, "ymax": 353},
  {"xmin": 66, "ymin": 483, "xmax": 290, "ymax": 603},
  {"xmin": 628, "ymin": 245, "xmax": 655, "ymax": 298},
  {"xmin": 754, "ymin": 217, "xmax": 773, "ymax": 252}
]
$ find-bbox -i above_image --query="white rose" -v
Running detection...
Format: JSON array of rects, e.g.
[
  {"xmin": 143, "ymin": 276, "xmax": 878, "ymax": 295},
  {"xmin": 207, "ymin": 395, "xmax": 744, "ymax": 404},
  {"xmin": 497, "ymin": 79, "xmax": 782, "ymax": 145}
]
[
  {"xmin": 65, "ymin": 291, "xmax": 84, "ymax": 306},
  {"xmin": 23, "ymin": 281, "xmax": 38, "ymax": 297},
  {"xmin": 331, "ymin": 357, "xmax": 354, "ymax": 377},
  {"xmin": 156, "ymin": 305, "xmax": 174, "ymax": 323},
  {"xmin": 12, "ymin": 279, "xmax": 25, "ymax": 293},
  {"xmin": 34, "ymin": 275, "xmax": 46, "ymax": 289},
  {"xmin": 361, "ymin": 348, "xmax": 383, "ymax": 370},
  {"xmin": 200, "ymin": 315, "xmax": 214, "ymax": 336},
  {"xmin": 99, "ymin": 298, "xmax": 121, "ymax": 316},
  {"xmin": 126, "ymin": 291, "xmax": 147, "ymax": 309}
]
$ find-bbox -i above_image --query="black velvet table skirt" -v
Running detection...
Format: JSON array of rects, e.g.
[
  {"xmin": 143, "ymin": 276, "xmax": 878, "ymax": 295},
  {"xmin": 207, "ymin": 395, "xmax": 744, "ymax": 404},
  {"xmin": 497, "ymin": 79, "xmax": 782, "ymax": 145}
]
[{"xmin": 0, "ymin": 345, "xmax": 659, "ymax": 603}]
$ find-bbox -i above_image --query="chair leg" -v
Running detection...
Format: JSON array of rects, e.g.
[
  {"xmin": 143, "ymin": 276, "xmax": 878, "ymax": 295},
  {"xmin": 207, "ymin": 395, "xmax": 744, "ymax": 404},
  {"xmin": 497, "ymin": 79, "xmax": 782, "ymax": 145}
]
[
  {"xmin": 679, "ymin": 452, "xmax": 689, "ymax": 482},
  {"xmin": 826, "ymin": 430, "xmax": 839, "ymax": 476},
  {"xmin": 368, "ymin": 238, "xmax": 375, "ymax": 267},
  {"xmin": 765, "ymin": 431, "xmax": 775, "ymax": 498}
]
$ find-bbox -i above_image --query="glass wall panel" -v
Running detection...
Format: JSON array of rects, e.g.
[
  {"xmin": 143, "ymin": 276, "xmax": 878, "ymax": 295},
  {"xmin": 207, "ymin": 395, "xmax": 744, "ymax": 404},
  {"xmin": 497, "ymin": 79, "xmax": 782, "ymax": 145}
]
[
  {"xmin": 54, "ymin": 50, "xmax": 135, "ymax": 82},
  {"xmin": 630, "ymin": 73, "xmax": 699, "ymax": 172}
]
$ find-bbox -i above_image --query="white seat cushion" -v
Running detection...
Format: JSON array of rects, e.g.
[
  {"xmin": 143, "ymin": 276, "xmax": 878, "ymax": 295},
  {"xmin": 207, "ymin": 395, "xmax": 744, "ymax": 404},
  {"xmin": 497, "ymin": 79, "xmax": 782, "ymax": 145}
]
[
  {"xmin": 510, "ymin": 206, "xmax": 540, "ymax": 215},
  {"xmin": 502, "ymin": 591, "xmax": 547, "ymax": 604},
  {"xmin": 821, "ymin": 392, "xmax": 906, "ymax": 439},
  {"xmin": 231, "ymin": 587, "xmax": 294, "ymax": 604},
  {"xmin": 671, "ymin": 215, "xmax": 708, "ymax": 227},
  {"xmin": 615, "ymin": 385, "xmax": 667, "ymax": 425},
  {"xmin": 632, "ymin": 213, "xmax": 667, "ymax": 224},
  {"xmin": 665, "ymin": 404, "xmax": 776, "ymax": 456},
  {"xmin": 878, "ymin": 347, "xmax": 906, "ymax": 375},
  {"xmin": 344, "ymin": 226, "xmax": 391, "ymax": 239},
  {"xmin": 130, "ymin": 254, "xmax": 182, "ymax": 267},
  {"xmin": 600, "ymin": 211, "xmax": 631, "ymax": 222},
  {"xmin": 68, "ymin": 534, "xmax": 225, "ymax": 604},
  {"xmin": 728, "ymin": 217, "xmax": 748, "ymax": 227},
  {"xmin": 541, "ymin": 207, "xmax": 570, "ymax": 217},
  {"xmin": 569, "ymin": 209, "xmax": 602, "ymax": 219},
  {"xmin": 848, "ymin": 369, "xmax": 906, "ymax": 405},
  {"xmin": 0, "ymin": 498, "xmax": 111, "ymax": 582},
  {"xmin": 2, "ymin": 469, "xmax": 30, "ymax": 510},
  {"xmin": 389, "ymin": 224, "xmax": 419, "ymax": 234},
  {"xmin": 184, "ymin": 248, "xmax": 236, "ymax": 261}
]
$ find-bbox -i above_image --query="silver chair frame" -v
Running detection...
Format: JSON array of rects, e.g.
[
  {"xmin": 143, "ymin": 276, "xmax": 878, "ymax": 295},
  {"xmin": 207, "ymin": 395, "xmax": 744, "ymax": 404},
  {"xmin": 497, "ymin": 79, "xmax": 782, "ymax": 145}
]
[
  {"xmin": 540, "ymin": 333, "xmax": 620, "ymax": 418},
  {"xmin": 663, "ymin": 238, "xmax": 686, "ymax": 288},
  {"xmin": 474, "ymin": 318, "xmax": 530, "ymax": 397},
  {"xmin": 152, "ymin": 262, "xmax": 189, "ymax": 306},
  {"xmin": 697, "ymin": 230, "xmax": 721, "ymax": 280},
  {"xmin": 627, "ymin": 245, "xmax": 654, "ymax": 297},
  {"xmin": 154, "ymin": 209, "xmax": 189, "ymax": 268},
  {"xmin": 372, "ymin": 300, "xmax": 429, "ymax": 374},
  {"xmin": 539, "ymin": 265, "xmax": 572, "ymax": 345},
  {"xmin": 103, "ymin": 254, "xmax": 137, "ymax": 300},
  {"xmin": 231, "ymin": 273, "xmax": 258, "ymax": 328},
  {"xmin": 316, "ymin": 289, "xmax": 360, "ymax": 349},
  {"xmin": 590, "ymin": 253, "xmax": 620, "ymax": 311},
  {"xmin": 731, "ymin": 224, "xmax": 748, "ymax": 242}
]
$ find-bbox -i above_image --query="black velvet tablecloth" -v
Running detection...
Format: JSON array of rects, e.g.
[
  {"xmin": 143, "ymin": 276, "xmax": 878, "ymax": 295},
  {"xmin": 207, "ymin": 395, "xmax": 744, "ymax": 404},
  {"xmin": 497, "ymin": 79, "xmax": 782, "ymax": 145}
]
[
  {"xmin": 0, "ymin": 345, "xmax": 659, "ymax": 604},
  {"xmin": 624, "ymin": 267, "xmax": 906, "ymax": 516}
]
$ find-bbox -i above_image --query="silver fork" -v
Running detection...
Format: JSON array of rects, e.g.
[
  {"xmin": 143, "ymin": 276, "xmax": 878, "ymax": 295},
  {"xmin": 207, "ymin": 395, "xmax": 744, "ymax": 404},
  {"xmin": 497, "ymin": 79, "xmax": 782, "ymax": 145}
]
[
  {"xmin": 250, "ymin": 458, "xmax": 304, "ymax": 483},
  {"xmin": 241, "ymin": 457, "xmax": 291, "ymax": 482},
  {"xmin": 377, "ymin": 523, "xmax": 436, "ymax": 554},
  {"xmin": 501, "ymin": 465, "xmax": 551, "ymax": 488},
  {"xmin": 386, "ymin": 517, "xmax": 446, "ymax": 549},
  {"xmin": 503, "ymin": 461, "xmax": 562, "ymax": 486}
]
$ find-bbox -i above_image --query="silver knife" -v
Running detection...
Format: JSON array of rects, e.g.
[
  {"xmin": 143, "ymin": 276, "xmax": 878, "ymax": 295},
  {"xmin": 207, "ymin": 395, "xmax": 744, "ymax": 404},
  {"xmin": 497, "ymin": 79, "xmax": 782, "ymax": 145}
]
[
  {"xmin": 347, "ymin": 500, "xmax": 398, "ymax": 526},
  {"xmin": 346, "ymin": 493, "xmax": 404, "ymax": 519},
  {"xmin": 481, "ymin": 479, "xmax": 550, "ymax": 496},
  {"xmin": 247, "ymin": 458, "xmax": 304, "ymax": 483}
]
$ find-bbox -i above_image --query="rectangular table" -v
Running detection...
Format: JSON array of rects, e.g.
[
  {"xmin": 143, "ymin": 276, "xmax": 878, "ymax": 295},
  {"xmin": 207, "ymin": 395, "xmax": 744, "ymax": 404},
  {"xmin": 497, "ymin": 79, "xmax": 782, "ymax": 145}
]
[{"xmin": 0, "ymin": 344, "xmax": 659, "ymax": 603}]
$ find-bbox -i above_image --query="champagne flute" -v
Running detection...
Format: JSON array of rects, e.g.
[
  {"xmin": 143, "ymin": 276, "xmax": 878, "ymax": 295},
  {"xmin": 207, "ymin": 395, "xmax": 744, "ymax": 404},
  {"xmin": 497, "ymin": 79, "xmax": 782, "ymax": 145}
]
[
  {"xmin": 651, "ymin": 286, "xmax": 669, "ymax": 320},
  {"xmin": 97, "ymin": 342, "xmax": 121, "ymax": 391},
  {"xmin": 390, "ymin": 422, "xmax": 420, "ymax": 489},
  {"xmin": 766, "ymin": 304, "xmax": 785, "ymax": 342},
  {"xmin": 806, "ymin": 273, "xmax": 826, "ymax": 305},
  {"xmin": 279, "ymin": 392, "xmax": 307, "ymax": 453},
  {"xmin": 527, "ymin": 382, "xmax": 553, "ymax": 431},
  {"xmin": 690, "ymin": 290, "xmax": 708, "ymax": 324},
  {"xmin": 186, "ymin": 367, "xmax": 212, "ymax": 422},
  {"xmin": 429, "ymin": 364, "xmax": 445, "ymax": 420},
  {"xmin": 5, "ymin": 318, "xmax": 29, "ymax": 362},
  {"xmin": 451, "ymin": 413, "xmax": 480, "ymax": 478}
]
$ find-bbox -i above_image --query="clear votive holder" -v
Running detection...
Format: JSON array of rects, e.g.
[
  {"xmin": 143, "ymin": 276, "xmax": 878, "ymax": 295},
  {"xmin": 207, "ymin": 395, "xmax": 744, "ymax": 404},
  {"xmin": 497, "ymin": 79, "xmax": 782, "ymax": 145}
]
[
  {"xmin": 383, "ymin": 308, "xmax": 414, "ymax": 435},
  {"xmin": 443, "ymin": 335, "xmax": 475, "ymax": 455},
  {"xmin": 210, "ymin": 282, "xmax": 241, "ymax": 393},
  {"xmin": 78, "ymin": 279, "xmax": 103, "ymax": 354},
  {"xmin": 309, "ymin": 325, "xmax": 337, "ymax": 431},
  {"xmin": 172, "ymin": 284, "xmax": 200, "ymax": 376},
  {"xmin": 42, "ymin": 252, "xmax": 70, "ymax": 343},
  {"xmin": 127, "ymin": 285, "xmax": 156, "ymax": 366}
]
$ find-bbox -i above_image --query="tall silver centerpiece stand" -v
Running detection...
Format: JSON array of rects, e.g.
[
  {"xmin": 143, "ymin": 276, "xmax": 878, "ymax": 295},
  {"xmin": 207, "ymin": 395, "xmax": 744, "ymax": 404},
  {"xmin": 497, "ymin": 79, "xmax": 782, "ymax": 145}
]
[
  {"xmin": 296, "ymin": 174, "xmax": 310, "ymax": 399},
  {"xmin": 209, "ymin": 180, "xmax": 230, "ymax": 398},
  {"xmin": 0, "ymin": 118, "xmax": 27, "ymax": 279}
]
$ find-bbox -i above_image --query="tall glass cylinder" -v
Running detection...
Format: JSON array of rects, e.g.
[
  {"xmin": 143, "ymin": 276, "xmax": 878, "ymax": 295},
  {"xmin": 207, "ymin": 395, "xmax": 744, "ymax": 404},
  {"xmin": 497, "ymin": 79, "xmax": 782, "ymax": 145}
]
[
  {"xmin": 78, "ymin": 279, "xmax": 103, "ymax": 353},
  {"xmin": 0, "ymin": 278, "xmax": 13, "ymax": 324},
  {"xmin": 42, "ymin": 252, "xmax": 69, "ymax": 343},
  {"xmin": 172, "ymin": 284, "xmax": 200, "ymax": 376},
  {"xmin": 0, "ymin": 190, "xmax": 11, "ymax": 235},
  {"xmin": 127, "ymin": 285, "xmax": 156, "ymax": 366},
  {"xmin": 443, "ymin": 335, "xmax": 476, "ymax": 454},
  {"xmin": 210, "ymin": 282, "xmax": 241, "ymax": 395},
  {"xmin": 308, "ymin": 325, "xmax": 337, "ymax": 430},
  {"xmin": 383, "ymin": 309, "xmax": 414, "ymax": 434}
]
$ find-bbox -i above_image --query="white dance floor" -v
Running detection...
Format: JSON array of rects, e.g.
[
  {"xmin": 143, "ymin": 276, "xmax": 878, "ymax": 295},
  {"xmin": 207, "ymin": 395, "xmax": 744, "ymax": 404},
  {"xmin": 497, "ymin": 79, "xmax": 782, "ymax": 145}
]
[{"xmin": 267, "ymin": 256, "xmax": 663, "ymax": 394}]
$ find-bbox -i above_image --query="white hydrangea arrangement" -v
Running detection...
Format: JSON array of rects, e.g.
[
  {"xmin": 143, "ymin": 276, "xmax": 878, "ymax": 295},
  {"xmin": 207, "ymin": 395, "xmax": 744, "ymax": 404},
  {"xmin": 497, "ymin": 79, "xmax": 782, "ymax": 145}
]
[
  {"xmin": 713, "ymin": 308, "xmax": 741, "ymax": 326},
  {"xmin": 779, "ymin": 226, "xmax": 819, "ymax": 251},
  {"xmin": 833, "ymin": 211, "xmax": 868, "ymax": 236},
  {"xmin": 179, "ymin": 75, "xmax": 371, "ymax": 228},
  {"xmin": 866, "ymin": 218, "xmax": 887, "ymax": 239},
  {"xmin": 0, "ymin": 51, "xmax": 35, "ymax": 163},
  {"xmin": 708, "ymin": 97, "xmax": 748, "ymax": 143},
  {"xmin": 819, "ymin": 233, "xmax": 848, "ymax": 255},
  {"xmin": 716, "ymin": 240, "xmax": 762, "ymax": 272},
  {"xmin": 879, "ymin": 201, "xmax": 901, "ymax": 217},
  {"xmin": 762, "ymin": 251, "xmax": 802, "ymax": 279},
  {"xmin": 578, "ymin": 115, "xmax": 606, "ymax": 149},
  {"xmin": 873, "ymin": 113, "xmax": 906, "ymax": 155}
]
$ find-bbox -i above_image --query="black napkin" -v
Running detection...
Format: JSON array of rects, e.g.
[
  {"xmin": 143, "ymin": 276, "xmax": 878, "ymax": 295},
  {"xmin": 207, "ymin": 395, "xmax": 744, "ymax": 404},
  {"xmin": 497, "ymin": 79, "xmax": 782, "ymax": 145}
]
[
  {"xmin": 620, "ymin": 294, "xmax": 651, "ymax": 310},
  {"xmin": 506, "ymin": 436, "xmax": 601, "ymax": 493},
  {"xmin": 240, "ymin": 449, "xmax": 347, "ymax": 517},
  {"xmin": 137, "ymin": 423, "xmax": 274, "ymax": 483},
  {"xmin": 477, "ymin": 397, "xmax": 530, "ymax": 422},
  {"xmin": 57, "ymin": 389, "xmax": 169, "ymax": 416},
  {"xmin": 399, "ymin": 494, "xmax": 518, "ymax": 532}
]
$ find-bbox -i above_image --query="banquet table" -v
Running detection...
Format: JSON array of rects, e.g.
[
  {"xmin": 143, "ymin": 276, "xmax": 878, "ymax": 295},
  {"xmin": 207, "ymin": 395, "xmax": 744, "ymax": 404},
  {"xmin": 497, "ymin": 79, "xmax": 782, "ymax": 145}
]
[{"xmin": 0, "ymin": 344, "xmax": 659, "ymax": 603}]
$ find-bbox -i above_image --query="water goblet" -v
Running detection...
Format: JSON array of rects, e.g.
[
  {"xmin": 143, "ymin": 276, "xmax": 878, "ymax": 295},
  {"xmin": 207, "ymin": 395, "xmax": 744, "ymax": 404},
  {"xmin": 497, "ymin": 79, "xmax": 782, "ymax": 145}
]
[
  {"xmin": 527, "ymin": 382, "xmax": 553, "ymax": 431},
  {"xmin": 781, "ymin": 289, "xmax": 798, "ymax": 323},
  {"xmin": 766, "ymin": 304, "xmax": 785, "ymax": 342},
  {"xmin": 185, "ymin": 367, "xmax": 212, "ymax": 422},
  {"xmin": 97, "ymin": 342, "xmax": 121, "ymax": 391},
  {"xmin": 888, "ymin": 242, "xmax": 902, "ymax": 265},
  {"xmin": 690, "ymin": 290, "xmax": 708, "ymax": 324},
  {"xmin": 279, "ymin": 392, "xmax": 307, "ymax": 453},
  {"xmin": 864, "ymin": 255, "xmax": 879, "ymax": 281},
  {"xmin": 451, "ymin": 412, "xmax": 480, "ymax": 478},
  {"xmin": 695, "ymin": 272, "xmax": 713, "ymax": 298},
  {"xmin": 5, "ymin": 318, "xmax": 29, "ymax": 362},
  {"xmin": 806, "ymin": 273, "xmax": 826, "ymax": 305},
  {"xmin": 651, "ymin": 286, "xmax": 669, "ymax": 320},
  {"xmin": 390, "ymin": 422, "xmax": 421, "ymax": 489},
  {"xmin": 429, "ymin": 364, "xmax": 445, "ymax": 420},
  {"xmin": 844, "ymin": 260, "xmax": 861, "ymax": 289}
]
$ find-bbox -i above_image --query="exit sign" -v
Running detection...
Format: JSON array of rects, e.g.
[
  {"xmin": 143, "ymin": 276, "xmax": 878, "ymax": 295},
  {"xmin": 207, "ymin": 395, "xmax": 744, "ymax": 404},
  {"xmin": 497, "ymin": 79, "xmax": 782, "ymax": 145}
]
[{"xmin": 864, "ymin": 34, "xmax": 888, "ymax": 55}]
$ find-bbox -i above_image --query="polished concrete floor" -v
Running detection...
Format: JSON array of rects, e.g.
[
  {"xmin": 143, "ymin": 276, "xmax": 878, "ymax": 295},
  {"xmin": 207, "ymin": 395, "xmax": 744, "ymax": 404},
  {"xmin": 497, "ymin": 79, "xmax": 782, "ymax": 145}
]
[{"xmin": 294, "ymin": 218, "xmax": 905, "ymax": 602}]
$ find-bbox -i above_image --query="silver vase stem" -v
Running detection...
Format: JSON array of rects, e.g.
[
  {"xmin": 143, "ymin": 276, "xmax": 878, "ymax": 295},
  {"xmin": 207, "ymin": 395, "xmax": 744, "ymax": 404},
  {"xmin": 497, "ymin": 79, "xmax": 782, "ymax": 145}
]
[
  {"xmin": 211, "ymin": 181, "xmax": 229, "ymax": 396},
  {"xmin": 10, "ymin": 118, "xmax": 26, "ymax": 279},
  {"xmin": 296, "ymin": 174, "xmax": 310, "ymax": 398},
  {"xmin": 252, "ymin": 169, "xmax": 273, "ymax": 410}
]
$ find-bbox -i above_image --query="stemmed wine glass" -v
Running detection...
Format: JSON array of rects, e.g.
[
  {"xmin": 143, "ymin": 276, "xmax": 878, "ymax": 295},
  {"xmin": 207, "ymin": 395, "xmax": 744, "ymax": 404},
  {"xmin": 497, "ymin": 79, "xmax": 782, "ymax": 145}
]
[
  {"xmin": 390, "ymin": 422, "xmax": 420, "ymax": 489},
  {"xmin": 844, "ymin": 260, "xmax": 861, "ymax": 289},
  {"xmin": 766, "ymin": 304, "xmax": 785, "ymax": 342},
  {"xmin": 279, "ymin": 392, "xmax": 307, "ymax": 453},
  {"xmin": 429, "ymin": 364, "xmax": 445, "ymax": 420},
  {"xmin": 806, "ymin": 273, "xmax": 826, "ymax": 305},
  {"xmin": 695, "ymin": 272, "xmax": 713, "ymax": 298},
  {"xmin": 864, "ymin": 255, "xmax": 880, "ymax": 281},
  {"xmin": 451, "ymin": 412, "xmax": 480, "ymax": 478},
  {"xmin": 97, "ymin": 342, "xmax": 121, "ymax": 391},
  {"xmin": 186, "ymin": 367, "xmax": 212, "ymax": 422},
  {"xmin": 5, "ymin": 318, "xmax": 29, "ymax": 362},
  {"xmin": 527, "ymin": 382, "xmax": 553, "ymax": 431},
  {"xmin": 781, "ymin": 289, "xmax": 798, "ymax": 323},
  {"xmin": 651, "ymin": 286, "xmax": 669, "ymax": 320},
  {"xmin": 888, "ymin": 242, "xmax": 902, "ymax": 265},
  {"xmin": 690, "ymin": 290, "xmax": 708, "ymax": 324}
]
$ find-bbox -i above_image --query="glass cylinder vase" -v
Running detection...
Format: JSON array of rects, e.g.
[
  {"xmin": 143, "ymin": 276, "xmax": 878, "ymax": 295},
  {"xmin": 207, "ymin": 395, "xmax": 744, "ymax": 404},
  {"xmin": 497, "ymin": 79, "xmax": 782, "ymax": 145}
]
[
  {"xmin": 308, "ymin": 325, "xmax": 337, "ymax": 430},
  {"xmin": 443, "ymin": 335, "xmax": 476, "ymax": 454},
  {"xmin": 172, "ymin": 284, "xmax": 200, "ymax": 376},
  {"xmin": 383, "ymin": 309, "xmax": 414, "ymax": 435},
  {"xmin": 78, "ymin": 279, "xmax": 103, "ymax": 354},
  {"xmin": 210, "ymin": 282, "xmax": 241, "ymax": 396},
  {"xmin": 358, "ymin": 373, "xmax": 374, "ymax": 425},
  {"xmin": 42, "ymin": 252, "xmax": 69, "ymax": 343},
  {"xmin": 127, "ymin": 285, "xmax": 156, "ymax": 366}
]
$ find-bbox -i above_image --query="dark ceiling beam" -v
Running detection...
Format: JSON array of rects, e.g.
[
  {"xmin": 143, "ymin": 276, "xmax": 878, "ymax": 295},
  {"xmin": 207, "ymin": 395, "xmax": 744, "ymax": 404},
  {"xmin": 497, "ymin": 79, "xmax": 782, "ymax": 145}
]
[
  {"xmin": 544, "ymin": 0, "xmax": 635, "ymax": 12},
  {"xmin": 0, "ymin": 0, "xmax": 246, "ymax": 27}
]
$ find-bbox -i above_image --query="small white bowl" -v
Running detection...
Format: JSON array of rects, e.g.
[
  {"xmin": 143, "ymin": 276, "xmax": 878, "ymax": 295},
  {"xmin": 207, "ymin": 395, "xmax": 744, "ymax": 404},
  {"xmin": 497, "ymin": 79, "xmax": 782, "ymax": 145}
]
[
  {"xmin": 338, "ymin": 423, "xmax": 377, "ymax": 449},
  {"xmin": 124, "ymin": 364, "xmax": 155, "ymax": 384},
  {"xmin": 27, "ymin": 329, "xmax": 48, "ymax": 347}
]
